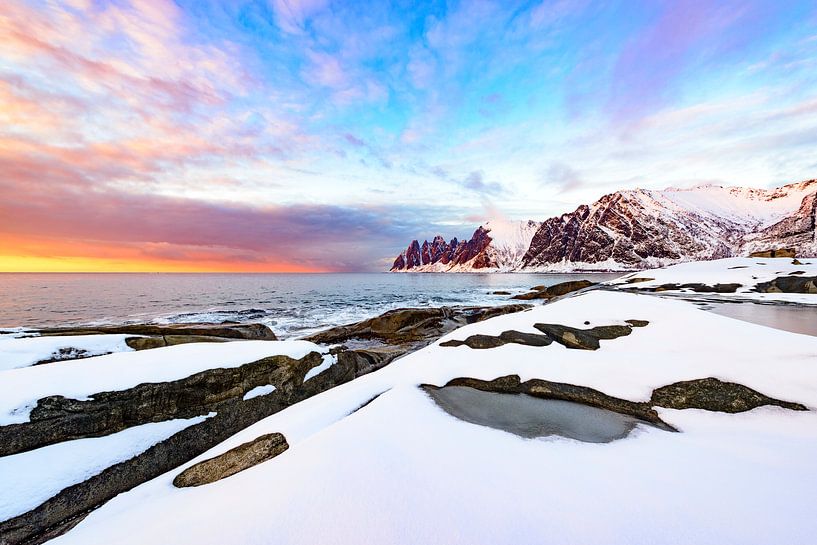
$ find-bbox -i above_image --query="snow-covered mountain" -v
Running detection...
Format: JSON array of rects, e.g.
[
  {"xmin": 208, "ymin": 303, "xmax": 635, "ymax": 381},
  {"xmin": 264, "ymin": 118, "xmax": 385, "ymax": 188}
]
[
  {"xmin": 390, "ymin": 219, "xmax": 541, "ymax": 272},
  {"xmin": 390, "ymin": 179, "xmax": 817, "ymax": 272}
]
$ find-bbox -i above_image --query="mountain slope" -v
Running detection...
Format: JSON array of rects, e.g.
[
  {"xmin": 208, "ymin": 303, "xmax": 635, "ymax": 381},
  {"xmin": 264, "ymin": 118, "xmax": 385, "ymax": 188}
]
[
  {"xmin": 390, "ymin": 179, "xmax": 817, "ymax": 272},
  {"xmin": 390, "ymin": 220, "xmax": 540, "ymax": 272},
  {"xmin": 523, "ymin": 180, "xmax": 817, "ymax": 270}
]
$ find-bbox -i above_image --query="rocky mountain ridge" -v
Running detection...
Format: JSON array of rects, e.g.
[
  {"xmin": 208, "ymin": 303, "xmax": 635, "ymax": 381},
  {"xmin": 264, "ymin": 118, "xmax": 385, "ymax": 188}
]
[{"xmin": 390, "ymin": 179, "xmax": 817, "ymax": 272}]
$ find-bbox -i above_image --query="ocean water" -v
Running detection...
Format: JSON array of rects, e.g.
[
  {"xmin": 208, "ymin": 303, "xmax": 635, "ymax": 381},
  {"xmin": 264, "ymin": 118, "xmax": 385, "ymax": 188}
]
[{"xmin": 0, "ymin": 272, "xmax": 621, "ymax": 338}]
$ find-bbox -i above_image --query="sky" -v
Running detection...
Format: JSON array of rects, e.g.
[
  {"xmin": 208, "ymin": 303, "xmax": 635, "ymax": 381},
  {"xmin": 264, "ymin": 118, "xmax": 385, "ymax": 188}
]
[{"xmin": 1, "ymin": 0, "xmax": 816, "ymax": 272}]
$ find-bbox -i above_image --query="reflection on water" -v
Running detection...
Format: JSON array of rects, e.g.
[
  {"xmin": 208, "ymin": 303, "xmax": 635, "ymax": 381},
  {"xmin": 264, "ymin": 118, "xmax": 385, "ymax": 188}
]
[
  {"xmin": 705, "ymin": 302, "xmax": 817, "ymax": 337},
  {"xmin": 424, "ymin": 385, "xmax": 650, "ymax": 443}
]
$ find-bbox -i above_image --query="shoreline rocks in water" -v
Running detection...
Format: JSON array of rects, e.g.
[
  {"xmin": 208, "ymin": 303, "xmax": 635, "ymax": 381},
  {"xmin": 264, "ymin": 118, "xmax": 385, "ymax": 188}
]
[{"xmin": 305, "ymin": 304, "xmax": 531, "ymax": 346}]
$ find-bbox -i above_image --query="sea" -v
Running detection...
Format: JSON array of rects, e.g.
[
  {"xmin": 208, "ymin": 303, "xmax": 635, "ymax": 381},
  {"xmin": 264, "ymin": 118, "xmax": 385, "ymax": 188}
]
[{"xmin": 0, "ymin": 272, "xmax": 621, "ymax": 338}]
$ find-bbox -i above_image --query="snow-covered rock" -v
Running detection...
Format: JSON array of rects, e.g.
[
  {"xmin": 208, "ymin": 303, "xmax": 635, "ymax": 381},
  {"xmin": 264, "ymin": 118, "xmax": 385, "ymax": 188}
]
[
  {"xmin": 391, "ymin": 219, "xmax": 540, "ymax": 272},
  {"xmin": 45, "ymin": 290, "xmax": 817, "ymax": 545},
  {"xmin": 609, "ymin": 256, "xmax": 817, "ymax": 305},
  {"xmin": 523, "ymin": 180, "xmax": 817, "ymax": 271},
  {"xmin": 390, "ymin": 179, "xmax": 817, "ymax": 272}
]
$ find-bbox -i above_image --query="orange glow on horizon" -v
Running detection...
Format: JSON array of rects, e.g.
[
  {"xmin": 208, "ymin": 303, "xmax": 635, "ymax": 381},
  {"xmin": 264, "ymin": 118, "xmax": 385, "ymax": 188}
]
[
  {"xmin": 0, "ymin": 237, "xmax": 327, "ymax": 273},
  {"xmin": 0, "ymin": 255, "xmax": 325, "ymax": 273}
]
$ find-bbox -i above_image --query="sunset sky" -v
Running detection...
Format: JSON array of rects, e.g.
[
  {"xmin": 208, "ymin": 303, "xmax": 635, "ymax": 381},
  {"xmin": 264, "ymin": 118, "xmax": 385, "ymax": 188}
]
[{"xmin": 2, "ymin": 0, "xmax": 816, "ymax": 272}]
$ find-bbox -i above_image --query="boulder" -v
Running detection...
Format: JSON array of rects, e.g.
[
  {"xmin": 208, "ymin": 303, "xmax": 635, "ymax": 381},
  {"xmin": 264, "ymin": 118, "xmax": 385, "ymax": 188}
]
[
  {"xmin": 173, "ymin": 433, "xmax": 289, "ymax": 487},
  {"xmin": 441, "ymin": 330, "xmax": 553, "ymax": 349},
  {"xmin": 651, "ymin": 378, "xmax": 807, "ymax": 413},
  {"xmin": 749, "ymin": 248, "xmax": 796, "ymax": 258},
  {"xmin": 533, "ymin": 323, "xmax": 633, "ymax": 350},
  {"xmin": 498, "ymin": 330, "xmax": 553, "ymax": 347},
  {"xmin": 624, "ymin": 319, "xmax": 649, "ymax": 328},
  {"xmin": 754, "ymin": 276, "xmax": 817, "ymax": 294},
  {"xmin": 512, "ymin": 280, "xmax": 596, "ymax": 300}
]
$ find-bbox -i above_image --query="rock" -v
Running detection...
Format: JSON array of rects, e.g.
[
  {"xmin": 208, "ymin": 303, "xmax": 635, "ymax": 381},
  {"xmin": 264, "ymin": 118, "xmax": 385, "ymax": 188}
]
[
  {"xmin": 305, "ymin": 304, "xmax": 530, "ymax": 346},
  {"xmin": 441, "ymin": 330, "xmax": 552, "ymax": 349},
  {"xmin": 533, "ymin": 323, "xmax": 633, "ymax": 350},
  {"xmin": 428, "ymin": 375, "xmax": 673, "ymax": 429},
  {"xmin": 636, "ymin": 282, "xmax": 741, "ymax": 294},
  {"xmin": 462, "ymin": 335, "xmax": 507, "ymax": 349},
  {"xmin": 36, "ymin": 322, "xmax": 277, "ymax": 341},
  {"xmin": 492, "ymin": 290, "xmax": 511, "ymax": 295},
  {"xmin": 124, "ymin": 334, "xmax": 230, "ymax": 351},
  {"xmin": 173, "ymin": 433, "xmax": 289, "ymax": 487},
  {"xmin": 789, "ymin": 270, "xmax": 806, "ymax": 275},
  {"xmin": 0, "ymin": 352, "xmax": 323, "ymax": 458},
  {"xmin": 625, "ymin": 319, "xmax": 649, "ymax": 327},
  {"xmin": 0, "ymin": 343, "xmax": 403, "ymax": 545},
  {"xmin": 32, "ymin": 347, "xmax": 105, "ymax": 365},
  {"xmin": 624, "ymin": 277, "xmax": 654, "ymax": 283},
  {"xmin": 754, "ymin": 276, "xmax": 817, "ymax": 294},
  {"xmin": 512, "ymin": 279, "xmax": 596, "ymax": 300},
  {"xmin": 749, "ymin": 248, "xmax": 797, "ymax": 258},
  {"xmin": 498, "ymin": 330, "xmax": 553, "ymax": 347},
  {"xmin": 651, "ymin": 378, "xmax": 807, "ymax": 413},
  {"xmin": 792, "ymin": 259, "xmax": 803, "ymax": 265}
]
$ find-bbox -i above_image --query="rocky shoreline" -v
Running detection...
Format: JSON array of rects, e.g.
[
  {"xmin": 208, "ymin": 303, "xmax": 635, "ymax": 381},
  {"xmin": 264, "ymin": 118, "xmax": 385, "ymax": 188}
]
[{"xmin": 1, "ymin": 257, "xmax": 816, "ymax": 545}]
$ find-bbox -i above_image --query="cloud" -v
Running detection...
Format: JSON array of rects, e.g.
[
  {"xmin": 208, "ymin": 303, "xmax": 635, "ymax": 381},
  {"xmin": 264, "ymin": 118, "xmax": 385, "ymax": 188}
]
[
  {"xmin": 542, "ymin": 162, "xmax": 585, "ymax": 193},
  {"xmin": 461, "ymin": 170, "xmax": 504, "ymax": 195},
  {"xmin": 0, "ymin": 178, "xmax": 452, "ymax": 272}
]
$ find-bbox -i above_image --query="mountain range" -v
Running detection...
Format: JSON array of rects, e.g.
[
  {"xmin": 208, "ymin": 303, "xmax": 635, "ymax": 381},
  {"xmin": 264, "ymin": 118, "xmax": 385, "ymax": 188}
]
[{"xmin": 390, "ymin": 179, "xmax": 817, "ymax": 272}]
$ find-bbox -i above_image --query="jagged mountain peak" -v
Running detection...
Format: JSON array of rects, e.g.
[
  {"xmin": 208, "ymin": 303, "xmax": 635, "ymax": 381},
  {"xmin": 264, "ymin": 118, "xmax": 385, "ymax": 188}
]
[
  {"xmin": 389, "ymin": 178, "xmax": 817, "ymax": 272},
  {"xmin": 390, "ymin": 219, "xmax": 540, "ymax": 272}
]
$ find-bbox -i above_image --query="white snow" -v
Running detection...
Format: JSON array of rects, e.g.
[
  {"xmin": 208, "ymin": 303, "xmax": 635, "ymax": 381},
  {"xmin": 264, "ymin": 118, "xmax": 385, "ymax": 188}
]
[
  {"xmin": 303, "ymin": 354, "xmax": 338, "ymax": 381},
  {"xmin": 659, "ymin": 181, "xmax": 817, "ymax": 227},
  {"xmin": 482, "ymin": 219, "xmax": 541, "ymax": 270},
  {"xmin": 242, "ymin": 385, "xmax": 276, "ymax": 401},
  {"xmin": 0, "ymin": 334, "xmax": 135, "ymax": 372},
  {"xmin": 45, "ymin": 289, "xmax": 817, "ymax": 545},
  {"xmin": 0, "ymin": 414, "xmax": 212, "ymax": 521},
  {"xmin": 609, "ymin": 257, "xmax": 817, "ymax": 304},
  {"xmin": 0, "ymin": 340, "xmax": 325, "ymax": 425}
]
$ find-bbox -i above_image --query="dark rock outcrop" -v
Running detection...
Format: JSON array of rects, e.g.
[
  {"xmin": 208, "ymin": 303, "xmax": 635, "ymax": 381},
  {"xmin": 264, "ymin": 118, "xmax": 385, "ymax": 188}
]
[
  {"xmin": 512, "ymin": 279, "xmax": 596, "ymax": 300},
  {"xmin": 749, "ymin": 248, "xmax": 796, "ymax": 258},
  {"xmin": 441, "ymin": 330, "xmax": 552, "ymax": 349},
  {"xmin": 124, "ymin": 335, "xmax": 230, "ymax": 350},
  {"xmin": 426, "ymin": 375, "xmax": 673, "ymax": 429},
  {"xmin": 0, "ymin": 345, "xmax": 397, "ymax": 545},
  {"xmin": 439, "ymin": 334, "xmax": 506, "ymax": 349},
  {"xmin": 533, "ymin": 323, "xmax": 634, "ymax": 350},
  {"xmin": 305, "ymin": 305, "xmax": 530, "ymax": 346},
  {"xmin": 0, "ymin": 352, "xmax": 322, "ymax": 458},
  {"xmin": 754, "ymin": 276, "xmax": 817, "ymax": 294},
  {"xmin": 173, "ymin": 432, "xmax": 289, "ymax": 487},
  {"xmin": 35, "ymin": 322, "xmax": 277, "ymax": 341},
  {"xmin": 651, "ymin": 378, "xmax": 808, "ymax": 413},
  {"xmin": 626, "ymin": 282, "xmax": 742, "ymax": 294}
]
